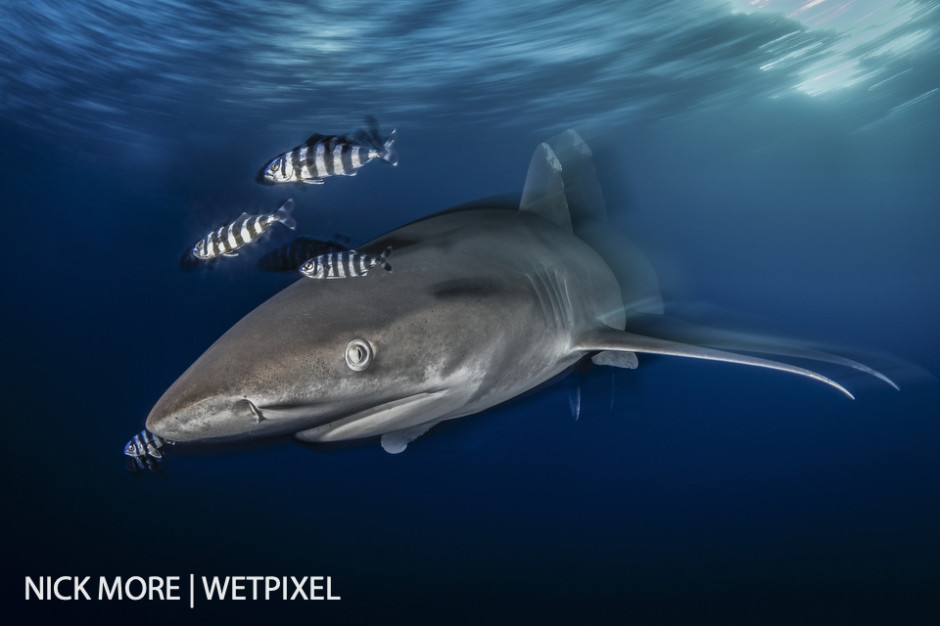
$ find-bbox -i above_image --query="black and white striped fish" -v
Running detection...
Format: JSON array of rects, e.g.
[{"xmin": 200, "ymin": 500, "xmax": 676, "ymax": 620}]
[
  {"xmin": 124, "ymin": 429, "xmax": 173, "ymax": 459},
  {"xmin": 123, "ymin": 429, "xmax": 175, "ymax": 473},
  {"xmin": 257, "ymin": 116, "xmax": 398, "ymax": 186},
  {"xmin": 191, "ymin": 199, "xmax": 296, "ymax": 261},
  {"xmin": 299, "ymin": 247, "xmax": 392, "ymax": 280},
  {"xmin": 257, "ymin": 236, "xmax": 350, "ymax": 273}
]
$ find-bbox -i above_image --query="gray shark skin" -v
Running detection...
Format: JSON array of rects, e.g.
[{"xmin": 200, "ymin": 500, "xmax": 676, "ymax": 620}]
[{"xmin": 146, "ymin": 131, "xmax": 894, "ymax": 454}]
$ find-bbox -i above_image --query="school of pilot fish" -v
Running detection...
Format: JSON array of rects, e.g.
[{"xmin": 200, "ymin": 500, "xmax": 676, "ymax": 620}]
[{"xmin": 126, "ymin": 116, "xmax": 400, "ymax": 472}]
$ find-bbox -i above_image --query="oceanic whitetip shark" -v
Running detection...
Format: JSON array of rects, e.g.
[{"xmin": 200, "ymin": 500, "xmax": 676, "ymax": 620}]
[{"xmin": 145, "ymin": 130, "xmax": 896, "ymax": 454}]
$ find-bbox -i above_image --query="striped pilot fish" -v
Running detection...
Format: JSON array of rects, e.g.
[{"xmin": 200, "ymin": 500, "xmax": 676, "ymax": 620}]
[
  {"xmin": 299, "ymin": 247, "xmax": 392, "ymax": 280},
  {"xmin": 123, "ymin": 429, "xmax": 175, "ymax": 473},
  {"xmin": 191, "ymin": 198, "xmax": 296, "ymax": 261},
  {"xmin": 257, "ymin": 236, "xmax": 350, "ymax": 273},
  {"xmin": 257, "ymin": 116, "xmax": 398, "ymax": 185}
]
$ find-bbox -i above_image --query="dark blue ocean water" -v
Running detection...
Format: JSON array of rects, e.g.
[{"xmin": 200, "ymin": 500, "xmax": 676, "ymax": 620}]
[{"xmin": 3, "ymin": 1, "xmax": 939, "ymax": 624}]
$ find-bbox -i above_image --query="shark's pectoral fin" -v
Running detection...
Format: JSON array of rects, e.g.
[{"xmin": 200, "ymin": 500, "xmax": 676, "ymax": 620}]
[
  {"xmin": 592, "ymin": 350, "xmax": 638, "ymax": 369},
  {"xmin": 380, "ymin": 422, "xmax": 439, "ymax": 454},
  {"xmin": 575, "ymin": 326, "xmax": 855, "ymax": 399},
  {"xmin": 624, "ymin": 313, "xmax": 899, "ymax": 391}
]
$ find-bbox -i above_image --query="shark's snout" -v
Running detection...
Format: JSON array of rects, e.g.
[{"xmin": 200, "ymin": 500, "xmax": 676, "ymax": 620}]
[{"xmin": 146, "ymin": 393, "xmax": 263, "ymax": 443}]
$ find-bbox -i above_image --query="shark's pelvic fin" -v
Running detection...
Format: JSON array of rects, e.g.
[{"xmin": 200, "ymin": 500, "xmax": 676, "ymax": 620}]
[
  {"xmin": 591, "ymin": 350, "xmax": 639, "ymax": 369},
  {"xmin": 575, "ymin": 326, "xmax": 855, "ymax": 399}
]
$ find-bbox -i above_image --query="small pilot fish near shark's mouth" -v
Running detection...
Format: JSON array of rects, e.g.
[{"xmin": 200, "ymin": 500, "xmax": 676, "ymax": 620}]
[{"xmin": 123, "ymin": 429, "xmax": 175, "ymax": 474}]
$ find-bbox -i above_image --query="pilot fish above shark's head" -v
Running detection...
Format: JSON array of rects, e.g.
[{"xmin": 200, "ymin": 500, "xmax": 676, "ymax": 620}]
[
  {"xmin": 257, "ymin": 116, "xmax": 399, "ymax": 186},
  {"xmin": 146, "ymin": 129, "xmax": 896, "ymax": 457}
]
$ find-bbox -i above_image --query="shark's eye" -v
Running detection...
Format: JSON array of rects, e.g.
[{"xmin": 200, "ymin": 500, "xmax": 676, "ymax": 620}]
[{"xmin": 345, "ymin": 339, "xmax": 373, "ymax": 372}]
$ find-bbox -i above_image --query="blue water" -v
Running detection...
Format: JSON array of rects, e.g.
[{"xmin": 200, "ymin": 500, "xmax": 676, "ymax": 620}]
[{"xmin": 3, "ymin": 1, "xmax": 939, "ymax": 623}]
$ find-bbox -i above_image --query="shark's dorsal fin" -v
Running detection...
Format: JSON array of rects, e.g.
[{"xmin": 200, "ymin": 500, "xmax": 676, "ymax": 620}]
[
  {"xmin": 543, "ymin": 129, "xmax": 607, "ymax": 232},
  {"xmin": 527, "ymin": 129, "xmax": 664, "ymax": 317},
  {"xmin": 519, "ymin": 143, "xmax": 573, "ymax": 232},
  {"xmin": 575, "ymin": 326, "xmax": 855, "ymax": 398}
]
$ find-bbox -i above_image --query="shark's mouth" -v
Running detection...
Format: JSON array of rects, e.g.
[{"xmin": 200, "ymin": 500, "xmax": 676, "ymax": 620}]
[{"xmin": 287, "ymin": 390, "xmax": 455, "ymax": 444}]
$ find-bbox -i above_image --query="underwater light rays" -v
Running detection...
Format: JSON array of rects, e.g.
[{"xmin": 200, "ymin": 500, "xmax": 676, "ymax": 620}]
[
  {"xmin": 1, "ymin": 0, "xmax": 936, "ymax": 143},
  {"xmin": 732, "ymin": 0, "xmax": 939, "ymax": 97}
]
